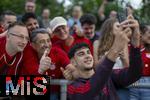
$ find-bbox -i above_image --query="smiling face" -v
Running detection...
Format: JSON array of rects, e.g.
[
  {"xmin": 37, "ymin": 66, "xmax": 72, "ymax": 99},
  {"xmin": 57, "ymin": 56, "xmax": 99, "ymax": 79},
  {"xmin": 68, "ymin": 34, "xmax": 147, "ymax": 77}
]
[
  {"xmin": 72, "ymin": 47, "xmax": 94, "ymax": 71},
  {"xmin": 53, "ymin": 25, "xmax": 69, "ymax": 40},
  {"xmin": 25, "ymin": 18, "xmax": 39, "ymax": 34},
  {"xmin": 32, "ymin": 33, "xmax": 51, "ymax": 58},
  {"xmin": 7, "ymin": 25, "xmax": 29, "ymax": 52},
  {"xmin": 82, "ymin": 23, "xmax": 95, "ymax": 39}
]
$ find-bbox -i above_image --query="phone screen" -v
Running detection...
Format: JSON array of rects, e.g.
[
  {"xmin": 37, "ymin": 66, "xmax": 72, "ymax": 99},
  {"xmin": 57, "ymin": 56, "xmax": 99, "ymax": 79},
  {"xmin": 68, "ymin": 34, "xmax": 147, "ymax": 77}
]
[{"xmin": 117, "ymin": 8, "xmax": 127, "ymax": 23}]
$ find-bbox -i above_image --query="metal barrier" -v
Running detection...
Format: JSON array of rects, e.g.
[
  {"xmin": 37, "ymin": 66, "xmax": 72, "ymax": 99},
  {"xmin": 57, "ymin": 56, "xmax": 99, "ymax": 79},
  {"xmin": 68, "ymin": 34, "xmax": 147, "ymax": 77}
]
[
  {"xmin": 50, "ymin": 79, "xmax": 71, "ymax": 100},
  {"xmin": 50, "ymin": 79, "xmax": 150, "ymax": 100},
  {"xmin": 129, "ymin": 83, "xmax": 150, "ymax": 88}
]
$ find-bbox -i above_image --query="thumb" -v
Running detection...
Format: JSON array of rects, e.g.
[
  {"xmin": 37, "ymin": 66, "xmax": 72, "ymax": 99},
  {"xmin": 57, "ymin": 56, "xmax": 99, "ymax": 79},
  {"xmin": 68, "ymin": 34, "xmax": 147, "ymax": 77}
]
[
  {"xmin": 60, "ymin": 67, "xmax": 65, "ymax": 73},
  {"xmin": 42, "ymin": 49, "xmax": 49, "ymax": 58}
]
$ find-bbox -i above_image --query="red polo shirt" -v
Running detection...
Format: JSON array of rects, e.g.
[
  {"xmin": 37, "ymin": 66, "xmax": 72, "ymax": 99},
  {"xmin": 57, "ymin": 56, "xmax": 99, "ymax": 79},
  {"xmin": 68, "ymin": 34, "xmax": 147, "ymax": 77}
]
[
  {"xmin": 47, "ymin": 47, "xmax": 70, "ymax": 93},
  {"xmin": 47, "ymin": 46, "xmax": 70, "ymax": 78},
  {"xmin": 0, "ymin": 37, "xmax": 39, "ymax": 75},
  {"xmin": 28, "ymin": 45, "xmax": 70, "ymax": 92},
  {"xmin": 52, "ymin": 34, "xmax": 93, "ymax": 55}
]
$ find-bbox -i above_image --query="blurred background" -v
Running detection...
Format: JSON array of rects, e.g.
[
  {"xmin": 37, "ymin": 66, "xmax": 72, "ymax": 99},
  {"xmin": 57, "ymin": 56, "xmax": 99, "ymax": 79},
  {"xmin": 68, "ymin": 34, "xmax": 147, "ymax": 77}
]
[{"xmin": 0, "ymin": 0, "xmax": 149, "ymax": 28}]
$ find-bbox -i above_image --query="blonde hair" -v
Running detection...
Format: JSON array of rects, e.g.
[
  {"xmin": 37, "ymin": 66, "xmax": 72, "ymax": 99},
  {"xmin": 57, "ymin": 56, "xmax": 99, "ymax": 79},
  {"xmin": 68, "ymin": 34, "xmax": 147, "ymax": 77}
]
[{"xmin": 98, "ymin": 18, "xmax": 117, "ymax": 58}]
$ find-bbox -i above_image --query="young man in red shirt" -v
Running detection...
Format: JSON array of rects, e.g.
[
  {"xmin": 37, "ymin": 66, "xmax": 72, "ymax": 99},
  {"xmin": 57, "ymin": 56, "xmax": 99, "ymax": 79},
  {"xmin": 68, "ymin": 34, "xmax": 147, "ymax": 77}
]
[{"xmin": 50, "ymin": 16, "xmax": 93, "ymax": 54}]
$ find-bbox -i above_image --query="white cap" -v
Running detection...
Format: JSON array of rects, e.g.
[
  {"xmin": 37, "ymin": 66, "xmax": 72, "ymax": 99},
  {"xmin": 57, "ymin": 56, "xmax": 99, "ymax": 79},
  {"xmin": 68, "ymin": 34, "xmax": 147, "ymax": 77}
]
[{"xmin": 50, "ymin": 16, "xmax": 67, "ymax": 32}]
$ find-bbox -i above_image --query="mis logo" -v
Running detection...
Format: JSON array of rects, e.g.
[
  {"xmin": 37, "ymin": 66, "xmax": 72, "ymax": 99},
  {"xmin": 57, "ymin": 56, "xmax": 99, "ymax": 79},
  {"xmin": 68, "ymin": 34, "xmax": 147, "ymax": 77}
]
[{"xmin": 5, "ymin": 76, "xmax": 49, "ymax": 95}]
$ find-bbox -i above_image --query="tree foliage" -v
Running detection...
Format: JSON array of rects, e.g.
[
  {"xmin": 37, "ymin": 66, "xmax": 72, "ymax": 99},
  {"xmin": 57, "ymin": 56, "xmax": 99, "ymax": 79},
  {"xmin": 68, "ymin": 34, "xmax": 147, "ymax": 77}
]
[{"xmin": 0, "ymin": 0, "xmax": 149, "ymax": 23}]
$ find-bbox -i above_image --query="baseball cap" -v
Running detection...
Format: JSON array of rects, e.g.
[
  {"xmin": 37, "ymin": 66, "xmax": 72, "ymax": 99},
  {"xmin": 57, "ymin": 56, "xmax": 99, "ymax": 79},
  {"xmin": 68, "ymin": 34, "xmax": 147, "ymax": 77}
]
[{"xmin": 50, "ymin": 16, "xmax": 67, "ymax": 32}]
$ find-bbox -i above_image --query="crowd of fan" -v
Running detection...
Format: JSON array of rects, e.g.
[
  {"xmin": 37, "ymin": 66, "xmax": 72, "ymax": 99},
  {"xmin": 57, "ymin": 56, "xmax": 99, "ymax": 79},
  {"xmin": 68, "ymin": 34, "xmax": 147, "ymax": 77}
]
[{"xmin": 0, "ymin": 0, "xmax": 150, "ymax": 100}]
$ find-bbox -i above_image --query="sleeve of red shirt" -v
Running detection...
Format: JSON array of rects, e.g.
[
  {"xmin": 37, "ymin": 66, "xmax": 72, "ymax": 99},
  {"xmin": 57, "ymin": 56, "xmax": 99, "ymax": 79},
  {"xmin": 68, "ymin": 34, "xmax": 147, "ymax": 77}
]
[{"xmin": 21, "ymin": 44, "xmax": 40, "ymax": 75}]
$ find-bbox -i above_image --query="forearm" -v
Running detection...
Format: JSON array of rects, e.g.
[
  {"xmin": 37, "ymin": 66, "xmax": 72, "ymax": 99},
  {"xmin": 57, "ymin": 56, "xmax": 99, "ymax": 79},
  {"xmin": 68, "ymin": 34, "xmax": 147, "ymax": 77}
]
[
  {"xmin": 131, "ymin": 29, "xmax": 141, "ymax": 48},
  {"xmin": 112, "ymin": 46, "xmax": 142, "ymax": 87},
  {"xmin": 127, "ymin": 45, "xmax": 142, "ymax": 81},
  {"xmin": 120, "ymin": 45, "xmax": 129, "ymax": 67},
  {"xmin": 98, "ymin": 3, "xmax": 106, "ymax": 20}
]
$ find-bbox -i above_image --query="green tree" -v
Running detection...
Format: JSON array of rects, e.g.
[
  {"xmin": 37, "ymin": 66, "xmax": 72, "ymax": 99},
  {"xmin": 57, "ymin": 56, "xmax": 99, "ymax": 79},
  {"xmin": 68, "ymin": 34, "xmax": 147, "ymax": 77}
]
[{"xmin": 0, "ymin": 0, "xmax": 25, "ymax": 14}]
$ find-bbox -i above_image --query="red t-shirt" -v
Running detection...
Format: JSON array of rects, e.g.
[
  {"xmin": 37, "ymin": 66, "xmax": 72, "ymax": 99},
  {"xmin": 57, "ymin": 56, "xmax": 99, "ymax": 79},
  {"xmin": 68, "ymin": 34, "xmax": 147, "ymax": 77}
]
[
  {"xmin": 47, "ymin": 46, "xmax": 70, "ymax": 79},
  {"xmin": 0, "ymin": 37, "xmax": 22, "ymax": 75},
  {"xmin": 29, "ymin": 46, "xmax": 70, "ymax": 93},
  {"xmin": 52, "ymin": 34, "xmax": 93, "ymax": 55},
  {"xmin": 141, "ymin": 48, "xmax": 150, "ymax": 76},
  {"xmin": 0, "ymin": 37, "xmax": 39, "ymax": 75},
  {"xmin": 19, "ymin": 44, "xmax": 40, "ymax": 75}
]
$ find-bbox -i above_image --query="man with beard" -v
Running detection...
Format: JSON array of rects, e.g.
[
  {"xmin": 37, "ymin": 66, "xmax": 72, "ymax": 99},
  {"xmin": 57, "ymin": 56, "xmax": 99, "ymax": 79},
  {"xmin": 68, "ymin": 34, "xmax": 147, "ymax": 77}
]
[
  {"xmin": 67, "ymin": 19, "xmax": 142, "ymax": 100},
  {"xmin": 80, "ymin": 13, "xmax": 99, "ymax": 44},
  {"xmin": 22, "ymin": 12, "xmax": 39, "ymax": 34}
]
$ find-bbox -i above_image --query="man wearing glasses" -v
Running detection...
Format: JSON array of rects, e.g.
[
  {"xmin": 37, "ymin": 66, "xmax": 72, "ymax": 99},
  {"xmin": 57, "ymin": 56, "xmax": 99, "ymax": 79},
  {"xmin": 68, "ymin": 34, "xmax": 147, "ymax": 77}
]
[{"xmin": 0, "ymin": 22, "xmax": 48, "ymax": 75}]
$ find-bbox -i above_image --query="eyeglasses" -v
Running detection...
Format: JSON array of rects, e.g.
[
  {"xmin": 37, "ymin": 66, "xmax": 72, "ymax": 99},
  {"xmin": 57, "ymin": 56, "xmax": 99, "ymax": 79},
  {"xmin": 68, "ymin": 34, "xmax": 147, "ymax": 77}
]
[{"xmin": 9, "ymin": 33, "xmax": 29, "ymax": 41}]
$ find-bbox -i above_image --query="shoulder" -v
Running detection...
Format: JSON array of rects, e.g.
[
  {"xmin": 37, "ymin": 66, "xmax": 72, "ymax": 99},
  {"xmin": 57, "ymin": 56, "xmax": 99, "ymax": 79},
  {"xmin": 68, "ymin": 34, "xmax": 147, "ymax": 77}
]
[
  {"xmin": 0, "ymin": 37, "xmax": 6, "ymax": 45},
  {"xmin": 93, "ymin": 40, "xmax": 99, "ymax": 47},
  {"xmin": 51, "ymin": 46, "xmax": 66, "ymax": 54},
  {"xmin": 68, "ymin": 79, "xmax": 91, "ymax": 94},
  {"xmin": 50, "ymin": 47, "xmax": 69, "ymax": 59}
]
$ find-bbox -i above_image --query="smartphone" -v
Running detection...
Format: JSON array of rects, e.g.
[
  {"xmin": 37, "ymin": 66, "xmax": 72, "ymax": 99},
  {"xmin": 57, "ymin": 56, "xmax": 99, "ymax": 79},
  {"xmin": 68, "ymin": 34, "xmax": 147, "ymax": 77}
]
[{"xmin": 117, "ymin": 8, "xmax": 127, "ymax": 23}]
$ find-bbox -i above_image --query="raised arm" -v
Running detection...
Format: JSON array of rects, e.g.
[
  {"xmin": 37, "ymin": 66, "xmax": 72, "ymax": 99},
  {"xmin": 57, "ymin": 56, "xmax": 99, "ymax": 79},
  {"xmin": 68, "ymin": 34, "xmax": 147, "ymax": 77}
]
[
  {"xmin": 111, "ymin": 16, "xmax": 142, "ymax": 88},
  {"xmin": 68, "ymin": 23, "xmax": 131, "ymax": 99}
]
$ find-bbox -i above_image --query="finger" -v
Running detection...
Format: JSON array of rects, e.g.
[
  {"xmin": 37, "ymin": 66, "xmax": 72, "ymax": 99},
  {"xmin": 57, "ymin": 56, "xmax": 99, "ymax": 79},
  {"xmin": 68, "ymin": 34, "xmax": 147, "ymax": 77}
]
[
  {"xmin": 42, "ymin": 63, "xmax": 51, "ymax": 68},
  {"xmin": 127, "ymin": 15, "xmax": 134, "ymax": 19},
  {"xmin": 44, "ymin": 61, "xmax": 51, "ymax": 65},
  {"xmin": 66, "ymin": 64, "xmax": 76, "ymax": 71},
  {"xmin": 63, "ymin": 71, "xmax": 72, "ymax": 79},
  {"xmin": 60, "ymin": 67, "xmax": 65, "ymax": 73},
  {"xmin": 125, "ymin": 29, "xmax": 132, "ymax": 37},
  {"xmin": 124, "ymin": 35, "xmax": 130, "ymax": 42},
  {"xmin": 120, "ymin": 19, "xmax": 133, "ymax": 26},
  {"xmin": 122, "ymin": 27, "xmax": 130, "ymax": 34},
  {"xmin": 61, "ymin": 67, "xmax": 72, "ymax": 80},
  {"xmin": 120, "ymin": 20, "xmax": 130, "ymax": 25},
  {"xmin": 63, "ymin": 69, "xmax": 72, "ymax": 75},
  {"xmin": 44, "ymin": 57, "xmax": 51, "ymax": 62},
  {"xmin": 65, "ymin": 74, "xmax": 72, "ymax": 80},
  {"xmin": 125, "ymin": 27, "xmax": 131, "ymax": 33},
  {"xmin": 42, "ymin": 49, "xmax": 50, "ymax": 58},
  {"xmin": 122, "ymin": 24, "xmax": 137, "ymax": 28},
  {"xmin": 39, "ymin": 67, "xmax": 49, "ymax": 73}
]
